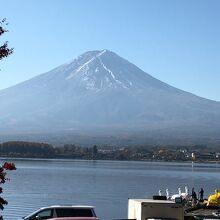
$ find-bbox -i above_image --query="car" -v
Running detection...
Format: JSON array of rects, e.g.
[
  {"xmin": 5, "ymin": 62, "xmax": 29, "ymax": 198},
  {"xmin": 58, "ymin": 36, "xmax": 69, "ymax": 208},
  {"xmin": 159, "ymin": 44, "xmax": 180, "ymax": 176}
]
[{"xmin": 18, "ymin": 205, "xmax": 98, "ymax": 220}]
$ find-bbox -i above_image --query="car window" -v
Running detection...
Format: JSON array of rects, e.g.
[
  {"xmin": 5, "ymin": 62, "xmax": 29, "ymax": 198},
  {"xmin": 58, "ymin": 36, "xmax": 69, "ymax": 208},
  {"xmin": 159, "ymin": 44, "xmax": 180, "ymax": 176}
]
[
  {"xmin": 30, "ymin": 209, "xmax": 53, "ymax": 220},
  {"xmin": 56, "ymin": 208, "xmax": 94, "ymax": 217}
]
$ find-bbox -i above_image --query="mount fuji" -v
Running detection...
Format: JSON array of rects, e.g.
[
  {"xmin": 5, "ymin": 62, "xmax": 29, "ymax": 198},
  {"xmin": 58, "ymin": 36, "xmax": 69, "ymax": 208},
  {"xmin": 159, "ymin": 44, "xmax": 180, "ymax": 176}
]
[{"xmin": 0, "ymin": 49, "xmax": 220, "ymax": 145}]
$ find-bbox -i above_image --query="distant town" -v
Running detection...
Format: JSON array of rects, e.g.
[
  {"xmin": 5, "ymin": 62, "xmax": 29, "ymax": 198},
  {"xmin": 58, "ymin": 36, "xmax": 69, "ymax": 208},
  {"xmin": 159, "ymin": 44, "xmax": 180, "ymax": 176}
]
[{"xmin": 0, "ymin": 141, "xmax": 220, "ymax": 163}]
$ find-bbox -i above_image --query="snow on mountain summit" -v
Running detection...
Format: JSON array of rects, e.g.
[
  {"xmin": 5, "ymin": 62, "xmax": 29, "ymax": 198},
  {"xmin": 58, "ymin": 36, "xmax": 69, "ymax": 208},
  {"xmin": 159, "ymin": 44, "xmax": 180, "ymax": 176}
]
[
  {"xmin": 64, "ymin": 49, "xmax": 135, "ymax": 91},
  {"xmin": 14, "ymin": 49, "xmax": 170, "ymax": 93}
]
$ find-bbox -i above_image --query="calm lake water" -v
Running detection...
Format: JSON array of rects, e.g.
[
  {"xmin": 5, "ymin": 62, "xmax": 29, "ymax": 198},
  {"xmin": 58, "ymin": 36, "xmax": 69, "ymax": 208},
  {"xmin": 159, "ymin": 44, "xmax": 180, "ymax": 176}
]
[{"xmin": 1, "ymin": 159, "xmax": 220, "ymax": 220}]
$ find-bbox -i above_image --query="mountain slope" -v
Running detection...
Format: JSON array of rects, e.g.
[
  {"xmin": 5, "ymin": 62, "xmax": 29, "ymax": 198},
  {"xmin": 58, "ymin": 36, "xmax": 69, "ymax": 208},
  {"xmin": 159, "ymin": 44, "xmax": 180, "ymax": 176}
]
[{"xmin": 0, "ymin": 49, "xmax": 220, "ymax": 138}]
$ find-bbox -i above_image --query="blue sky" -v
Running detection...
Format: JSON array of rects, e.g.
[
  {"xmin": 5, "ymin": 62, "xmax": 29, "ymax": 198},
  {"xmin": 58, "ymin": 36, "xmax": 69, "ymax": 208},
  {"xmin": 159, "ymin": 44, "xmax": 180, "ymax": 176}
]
[{"xmin": 1, "ymin": 0, "xmax": 220, "ymax": 101}]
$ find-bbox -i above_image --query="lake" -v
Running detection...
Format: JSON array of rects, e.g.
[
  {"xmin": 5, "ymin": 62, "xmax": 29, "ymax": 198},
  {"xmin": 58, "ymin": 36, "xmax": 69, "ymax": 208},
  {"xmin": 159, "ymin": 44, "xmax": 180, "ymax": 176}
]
[{"xmin": 1, "ymin": 159, "xmax": 220, "ymax": 220}]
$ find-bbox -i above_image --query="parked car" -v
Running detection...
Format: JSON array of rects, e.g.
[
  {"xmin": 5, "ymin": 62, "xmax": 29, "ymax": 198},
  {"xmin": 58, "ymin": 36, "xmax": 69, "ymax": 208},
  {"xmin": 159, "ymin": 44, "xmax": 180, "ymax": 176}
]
[{"xmin": 18, "ymin": 206, "xmax": 98, "ymax": 220}]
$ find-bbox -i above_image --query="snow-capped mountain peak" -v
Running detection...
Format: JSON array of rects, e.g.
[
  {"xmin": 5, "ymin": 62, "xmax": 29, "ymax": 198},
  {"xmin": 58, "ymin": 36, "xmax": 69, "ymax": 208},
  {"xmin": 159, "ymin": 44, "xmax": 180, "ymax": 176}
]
[
  {"xmin": 75, "ymin": 49, "xmax": 107, "ymax": 73},
  {"xmin": 65, "ymin": 49, "xmax": 134, "ymax": 90},
  {"xmin": 1, "ymin": 49, "xmax": 220, "ymax": 142}
]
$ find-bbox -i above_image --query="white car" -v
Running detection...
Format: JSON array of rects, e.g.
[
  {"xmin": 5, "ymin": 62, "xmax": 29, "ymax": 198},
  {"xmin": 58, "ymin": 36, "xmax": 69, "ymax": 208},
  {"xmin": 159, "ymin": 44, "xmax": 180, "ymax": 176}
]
[{"xmin": 18, "ymin": 206, "xmax": 98, "ymax": 220}]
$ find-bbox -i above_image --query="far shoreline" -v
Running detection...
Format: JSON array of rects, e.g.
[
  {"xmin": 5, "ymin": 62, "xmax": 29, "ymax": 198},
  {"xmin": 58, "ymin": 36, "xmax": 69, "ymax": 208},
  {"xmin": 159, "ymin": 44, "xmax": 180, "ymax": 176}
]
[{"xmin": 1, "ymin": 156, "xmax": 220, "ymax": 165}]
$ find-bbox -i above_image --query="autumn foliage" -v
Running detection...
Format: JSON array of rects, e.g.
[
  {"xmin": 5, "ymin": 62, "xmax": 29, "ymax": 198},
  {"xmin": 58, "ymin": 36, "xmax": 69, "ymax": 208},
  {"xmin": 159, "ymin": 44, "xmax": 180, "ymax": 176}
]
[
  {"xmin": 0, "ymin": 18, "xmax": 15, "ymax": 219},
  {"xmin": 0, "ymin": 162, "xmax": 16, "ymax": 220}
]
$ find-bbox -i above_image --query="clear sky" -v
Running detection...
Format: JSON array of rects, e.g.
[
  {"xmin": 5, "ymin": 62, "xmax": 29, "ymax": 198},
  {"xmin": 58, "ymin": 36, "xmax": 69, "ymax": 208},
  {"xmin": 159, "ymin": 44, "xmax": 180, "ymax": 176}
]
[{"xmin": 1, "ymin": 0, "xmax": 220, "ymax": 101}]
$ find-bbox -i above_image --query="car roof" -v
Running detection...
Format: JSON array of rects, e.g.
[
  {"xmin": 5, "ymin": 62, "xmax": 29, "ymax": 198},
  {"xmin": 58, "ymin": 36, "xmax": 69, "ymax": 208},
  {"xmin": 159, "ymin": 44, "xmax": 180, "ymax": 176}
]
[{"xmin": 39, "ymin": 206, "xmax": 94, "ymax": 210}]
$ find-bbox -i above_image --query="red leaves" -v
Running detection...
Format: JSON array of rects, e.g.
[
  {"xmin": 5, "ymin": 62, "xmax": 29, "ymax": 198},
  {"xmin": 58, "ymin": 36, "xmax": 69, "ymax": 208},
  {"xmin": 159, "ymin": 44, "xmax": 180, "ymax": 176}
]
[
  {"xmin": 0, "ymin": 162, "xmax": 16, "ymax": 184},
  {"xmin": 2, "ymin": 162, "xmax": 16, "ymax": 170},
  {"xmin": 0, "ymin": 162, "xmax": 16, "ymax": 219}
]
